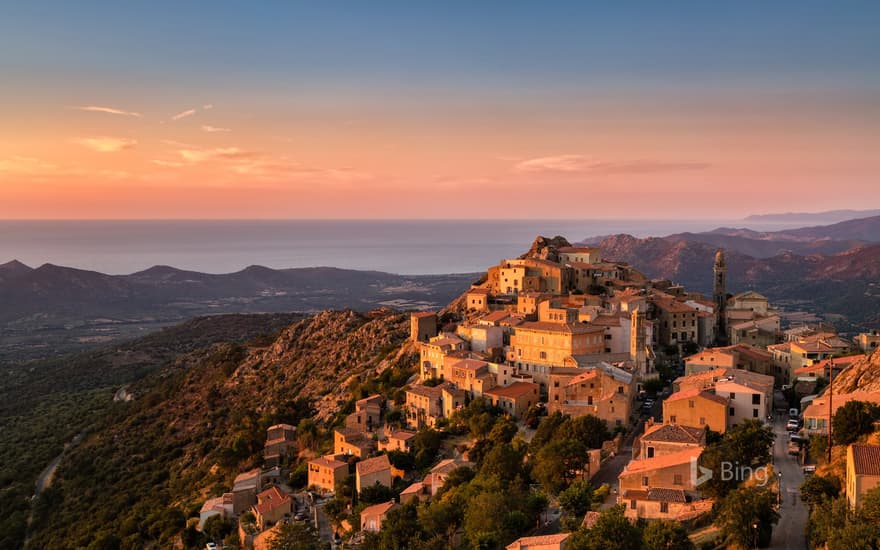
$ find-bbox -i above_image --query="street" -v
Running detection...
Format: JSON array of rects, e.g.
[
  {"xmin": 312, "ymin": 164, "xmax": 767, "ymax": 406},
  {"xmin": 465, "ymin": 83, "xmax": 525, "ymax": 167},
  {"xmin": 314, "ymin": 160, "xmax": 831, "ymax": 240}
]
[{"xmin": 768, "ymin": 417, "xmax": 808, "ymax": 550}]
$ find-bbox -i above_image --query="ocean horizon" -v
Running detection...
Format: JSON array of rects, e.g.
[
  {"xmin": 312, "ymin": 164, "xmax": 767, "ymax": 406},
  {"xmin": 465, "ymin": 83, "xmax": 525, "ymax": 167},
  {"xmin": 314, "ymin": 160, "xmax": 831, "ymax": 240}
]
[{"xmin": 0, "ymin": 218, "xmax": 809, "ymax": 276}]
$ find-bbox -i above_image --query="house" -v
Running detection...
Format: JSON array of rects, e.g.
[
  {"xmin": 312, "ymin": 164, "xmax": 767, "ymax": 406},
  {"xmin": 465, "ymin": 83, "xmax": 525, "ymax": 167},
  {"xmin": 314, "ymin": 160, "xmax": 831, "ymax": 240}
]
[
  {"xmin": 449, "ymin": 358, "xmax": 497, "ymax": 398},
  {"xmin": 360, "ymin": 501, "xmax": 398, "ymax": 532},
  {"xmin": 345, "ymin": 394, "xmax": 384, "ymax": 432},
  {"xmin": 508, "ymin": 321, "xmax": 605, "ymax": 386},
  {"xmin": 307, "ymin": 455, "xmax": 348, "ymax": 493},
  {"xmin": 684, "ymin": 344, "xmax": 774, "ymax": 378},
  {"xmin": 488, "ymin": 258, "xmax": 573, "ymax": 295},
  {"xmin": 356, "ymin": 454, "xmax": 392, "ymax": 493},
  {"xmin": 506, "ymin": 533, "xmax": 570, "ymax": 550},
  {"xmin": 622, "ymin": 488, "xmax": 699, "ymax": 521},
  {"xmin": 419, "ymin": 335, "xmax": 466, "ymax": 380},
  {"xmin": 714, "ymin": 376, "xmax": 772, "ymax": 427},
  {"xmin": 465, "ymin": 287, "xmax": 491, "ymax": 313},
  {"xmin": 423, "ymin": 458, "xmax": 475, "ymax": 496},
  {"xmin": 232, "ymin": 468, "xmax": 262, "ymax": 514},
  {"xmin": 334, "ymin": 428, "xmax": 375, "ymax": 458},
  {"xmin": 411, "ymin": 311, "xmax": 438, "ymax": 343},
  {"xmin": 483, "ymin": 381, "xmax": 541, "ymax": 419},
  {"xmin": 457, "ymin": 323, "xmax": 504, "ymax": 353},
  {"xmin": 650, "ymin": 297, "xmax": 699, "ymax": 348},
  {"xmin": 199, "ymin": 493, "xmax": 234, "ymax": 529},
  {"xmin": 802, "ymin": 391, "xmax": 880, "ymax": 435},
  {"xmin": 442, "ymin": 385, "xmax": 467, "ymax": 419},
  {"xmin": 662, "ymin": 389, "xmax": 728, "ymax": 433},
  {"xmin": 252, "ymin": 486, "xmax": 292, "ymax": 530},
  {"xmin": 637, "ymin": 422, "xmax": 706, "ymax": 459},
  {"xmin": 558, "ymin": 246, "xmax": 602, "ymax": 265},
  {"xmin": 547, "ymin": 363, "xmax": 634, "ymax": 428},
  {"xmin": 264, "ymin": 423, "xmax": 296, "ymax": 467},
  {"xmin": 405, "ymin": 383, "xmax": 446, "ymax": 429},
  {"xmin": 399, "ymin": 481, "xmax": 431, "ymax": 504},
  {"xmin": 379, "ymin": 430, "xmax": 416, "ymax": 453},
  {"xmin": 728, "ymin": 316, "xmax": 780, "ymax": 348},
  {"xmin": 618, "ymin": 447, "xmax": 703, "ymax": 499},
  {"xmin": 846, "ymin": 444, "xmax": 880, "ymax": 510},
  {"xmin": 856, "ymin": 330, "xmax": 880, "ymax": 353}
]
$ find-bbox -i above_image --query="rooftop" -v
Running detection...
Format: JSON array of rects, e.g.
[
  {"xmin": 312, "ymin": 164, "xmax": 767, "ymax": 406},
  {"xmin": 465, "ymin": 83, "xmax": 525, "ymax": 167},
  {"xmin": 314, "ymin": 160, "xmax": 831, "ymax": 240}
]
[
  {"xmin": 356, "ymin": 454, "xmax": 391, "ymax": 476},
  {"xmin": 506, "ymin": 533, "xmax": 570, "ymax": 549},
  {"xmin": 485, "ymin": 381, "xmax": 539, "ymax": 399},
  {"xmin": 253, "ymin": 486, "xmax": 291, "ymax": 516},
  {"xmin": 850, "ymin": 445, "xmax": 880, "ymax": 476},
  {"xmin": 665, "ymin": 388, "xmax": 728, "ymax": 406},
  {"xmin": 309, "ymin": 455, "xmax": 347, "ymax": 469},
  {"xmin": 517, "ymin": 321, "xmax": 604, "ymax": 334},
  {"xmin": 360, "ymin": 500, "xmax": 396, "ymax": 518},
  {"xmin": 641, "ymin": 423, "xmax": 706, "ymax": 445},
  {"xmin": 621, "ymin": 447, "xmax": 703, "ymax": 474}
]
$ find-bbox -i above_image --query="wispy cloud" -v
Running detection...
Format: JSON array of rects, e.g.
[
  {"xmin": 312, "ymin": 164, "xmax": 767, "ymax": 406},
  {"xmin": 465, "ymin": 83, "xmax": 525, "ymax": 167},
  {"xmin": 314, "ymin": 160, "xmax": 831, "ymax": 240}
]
[
  {"xmin": 74, "ymin": 136, "xmax": 137, "ymax": 153},
  {"xmin": 171, "ymin": 108, "xmax": 197, "ymax": 121},
  {"xmin": 203, "ymin": 104, "xmax": 214, "ymax": 110},
  {"xmin": 514, "ymin": 154, "xmax": 709, "ymax": 175},
  {"xmin": 0, "ymin": 156, "xmax": 63, "ymax": 175},
  {"xmin": 178, "ymin": 147, "xmax": 259, "ymax": 163},
  {"xmin": 151, "ymin": 159, "xmax": 186, "ymax": 168},
  {"xmin": 201, "ymin": 125, "xmax": 231, "ymax": 133},
  {"xmin": 73, "ymin": 105, "xmax": 142, "ymax": 117}
]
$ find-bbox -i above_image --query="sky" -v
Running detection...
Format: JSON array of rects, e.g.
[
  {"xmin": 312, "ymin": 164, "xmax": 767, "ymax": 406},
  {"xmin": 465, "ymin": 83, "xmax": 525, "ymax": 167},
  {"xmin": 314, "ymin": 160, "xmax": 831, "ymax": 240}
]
[{"xmin": 0, "ymin": 1, "xmax": 878, "ymax": 219}]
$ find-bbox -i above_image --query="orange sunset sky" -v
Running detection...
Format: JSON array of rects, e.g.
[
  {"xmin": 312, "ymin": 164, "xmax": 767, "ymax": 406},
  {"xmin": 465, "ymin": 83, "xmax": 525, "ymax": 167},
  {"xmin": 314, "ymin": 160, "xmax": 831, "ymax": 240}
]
[{"xmin": 1, "ymin": 2, "xmax": 878, "ymax": 219}]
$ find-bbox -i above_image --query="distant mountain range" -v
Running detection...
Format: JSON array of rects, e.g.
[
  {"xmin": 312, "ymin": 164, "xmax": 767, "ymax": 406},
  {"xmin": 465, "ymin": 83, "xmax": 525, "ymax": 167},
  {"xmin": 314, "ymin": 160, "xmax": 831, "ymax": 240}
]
[
  {"xmin": 582, "ymin": 215, "xmax": 880, "ymax": 328},
  {"xmin": 742, "ymin": 209, "xmax": 880, "ymax": 224},
  {"xmin": 0, "ymin": 261, "xmax": 476, "ymax": 362}
]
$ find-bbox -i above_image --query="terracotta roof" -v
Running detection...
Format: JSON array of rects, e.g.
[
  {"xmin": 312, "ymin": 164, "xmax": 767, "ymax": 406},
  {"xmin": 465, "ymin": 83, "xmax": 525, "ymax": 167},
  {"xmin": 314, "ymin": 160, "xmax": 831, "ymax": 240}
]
[
  {"xmin": 467, "ymin": 287, "xmax": 491, "ymax": 295},
  {"xmin": 253, "ymin": 487, "xmax": 291, "ymax": 515},
  {"xmin": 400, "ymin": 482, "xmax": 424, "ymax": 495},
  {"xmin": 356, "ymin": 455, "xmax": 391, "ymax": 476},
  {"xmin": 431, "ymin": 458, "xmax": 474, "ymax": 475},
  {"xmin": 666, "ymin": 388, "xmax": 728, "ymax": 406},
  {"xmin": 558, "ymin": 246, "xmax": 598, "ymax": 253},
  {"xmin": 850, "ymin": 445, "xmax": 880, "ymax": 476},
  {"xmin": 641, "ymin": 423, "xmax": 706, "ymax": 445},
  {"xmin": 310, "ymin": 455, "xmax": 347, "ymax": 469},
  {"xmin": 480, "ymin": 311, "xmax": 513, "ymax": 323},
  {"xmin": 652, "ymin": 298, "xmax": 697, "ymax": 314},
  {"xmin": 389, "ymin": 430, "xmax": 416, "ymax": 441},
  {"xmin": 621, "ymin": 447, "xmax": 703, "ymax": 474},
  {"xmin": 506, "ymin": 533, "xmax": 570, "ymax": 549},
  {"xmin": 267, "ymin": 423, "xmax": 296, "ymax": 431},
  {"xmin": 407, "ymin": 384, "xmax": 444, "ymax": 399},
  {"xmin": 794, "ymin": 356, "xmax": 857, "ymax": 375},
  {"xmin": 803, "ymin": 391, "xmax": 880, "ymax": 420},
  {"xmin": 485, "ymin": 381, "xmax": 539, "ymax": 399},
  {"xmin": 566, "ymin": 370, "xmax": 599, "ymax": 386},
  {"xmin": 648, "ymin": 488, "xmax": 688, "ymax": 502},
  {"xmin": 360, "ymin": 500, "xmax": 396, "ymax": 518},
  {"xmin": 516, "ymin": 321, "xmax": 604, "ymax": 334},
  {"xmin": 452, "ymin": 358, "xmax": 490, "ymax": 371}
]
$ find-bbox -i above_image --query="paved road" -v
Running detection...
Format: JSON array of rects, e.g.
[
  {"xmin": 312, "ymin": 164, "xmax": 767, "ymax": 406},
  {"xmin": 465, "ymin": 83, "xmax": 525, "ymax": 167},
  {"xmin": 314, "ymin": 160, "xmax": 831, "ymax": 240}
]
[{"xmin": 769, "ymin": 417, "xmax": 808, "ymax": 550}]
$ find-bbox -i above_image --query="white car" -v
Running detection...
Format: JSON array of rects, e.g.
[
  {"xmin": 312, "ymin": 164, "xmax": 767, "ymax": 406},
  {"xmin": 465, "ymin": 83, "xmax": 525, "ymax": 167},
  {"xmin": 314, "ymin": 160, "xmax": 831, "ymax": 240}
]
[
  {"xmin": 206, "ymin": 544, "xmax": 218, "ymax": 550},
  {"xmin": 786, "ymin": 419, "xmax": 800, "ymax": 431}
]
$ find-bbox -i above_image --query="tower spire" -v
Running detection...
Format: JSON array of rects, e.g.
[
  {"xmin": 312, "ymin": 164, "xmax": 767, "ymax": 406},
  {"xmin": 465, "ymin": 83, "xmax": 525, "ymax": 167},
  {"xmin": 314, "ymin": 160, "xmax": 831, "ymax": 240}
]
[{"xmin": 714, "ymin": 249, "xmax": 727, "ymax": 345}]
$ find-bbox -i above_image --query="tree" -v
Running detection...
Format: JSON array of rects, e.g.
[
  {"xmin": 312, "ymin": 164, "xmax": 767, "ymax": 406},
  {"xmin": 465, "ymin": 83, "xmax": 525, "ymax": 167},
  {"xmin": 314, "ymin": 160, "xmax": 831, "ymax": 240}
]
[
  {"xmin": 478, "ymin": 442, "xmax": 527, "ymax": 486},
  {"xmin": 832, "ymin": 400, "xmax": 880, "ymax": 445},
  {"xmin": 532, "ymin": 438, "xmax": 588, "ymax": 494},
  {"xmin": 558, "ymin": 479, "xmax": 593, "ymax": 518},
  {"xmin": 699, "ymin": 420, "xmax": 775, "ymax": 498},
  {"xmin": 412, "ymin": 428, "xmax": 443, "ymax": 470},
  {"xmin": 266, "ymin": 523, "xmax": 324, "ymax": 550},
  {"xmin": 530, "ymin": 412, "xmax": 567, "ymax": 451},
  {"xmin": 362, "ymin": 502, "xmax": 427, "ymax": 550},
  {"xmin": 359, "ymin": 482, "xmax": 395, "ymax": 504},
  {"xmin": 643, "ymin": 520, "xmax": 695, "ymax": 550},
  {"xmin": 800, "ymin": 475, "xmax": 840, "ymax": 509},
  {"xmin": 556, "ymin": 415, "xmax": 610, "ymax": 450},
  {"xmin": 715, "ymin": 487, "xmax": 779, "ymax": 549},
  {"xmin": 858, "ymin": 486, "xmax": 880, "ymax": 523},
  {"xmin": 567, "ymin": 506, "xmax": 642, "ymax": 550}
]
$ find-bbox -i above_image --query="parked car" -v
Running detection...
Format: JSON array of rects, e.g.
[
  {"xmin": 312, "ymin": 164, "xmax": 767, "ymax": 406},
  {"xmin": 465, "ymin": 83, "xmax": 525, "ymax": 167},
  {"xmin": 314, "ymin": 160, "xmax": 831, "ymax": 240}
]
[
  {"xmin": 786, "ymin": 419, "xmax": 800, "ymax": 431},
  {"xmin": 788, "ymin": 408, "xmax": 799, "ymax": 419},
  {"xmin": 206, "ymin": 544, "xmax": 217, "ymax": 550}
]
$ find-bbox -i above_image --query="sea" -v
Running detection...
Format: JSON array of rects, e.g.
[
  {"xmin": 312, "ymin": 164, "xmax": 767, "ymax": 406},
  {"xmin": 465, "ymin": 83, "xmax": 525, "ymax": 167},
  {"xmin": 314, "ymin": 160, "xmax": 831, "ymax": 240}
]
[{"xmin": 0, "ymin": 219, "xmax": 807, "ymax": 276}]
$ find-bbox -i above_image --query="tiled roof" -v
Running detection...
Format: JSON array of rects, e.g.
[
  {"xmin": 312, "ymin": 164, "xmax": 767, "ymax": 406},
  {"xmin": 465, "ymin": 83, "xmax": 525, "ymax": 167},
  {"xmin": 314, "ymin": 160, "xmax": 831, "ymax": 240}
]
[
  {"xmin": 648, "ymin": 488, "xmax": 688, "ymax": 502},
  {"xmin": 356, "ymin": 455, "xmax": 391, "ymax": 476},
  {"xmin": 452, "ymin": 358, "xmax": 489, "ymax": 371},
  {"xmin": 641, "ymin": 423, "xmax": 706, "ymax": 445},
  {"xmin": 389, "ymin": 430, "xmax": 416, "ymax": 441},
  {"xmin": 517, "ymin": 321, "xmax": 603, "ymax": 334},
  {"xmin": 467, "ymin": 287, "xmax": 491, "ymax": 295},
  {"xmin": 506, "ymin": 533, "xmax": 570, "ymax": 549},
  {"xmin": 360, "ymin": 500, "xmax": 396, "ymax": 518},
  {"xmin": 407, "ymin": 384, "xmax": 444, "ymax": 399},
  {"xmin": 254, "ymin": 487, "xmax": 291, "ymax": 515},
  {"xmin": 400, "ymin": 482, "xmax": 424, "ymax": 495},
  {"xmin": 621, "ymin": 447, "xmax": 703, "ymax": 474},
  {"xmin": 411, "ymin": 311, "xmax": 437, "ymax": 318},
  {"xmin": 310, "ymin": 455, "xmax": 347, "ymax": 469},
  {"xmin": 666, "ymin": 388, "xmax": 728, "ymax": 406},
  {"xmin": 485, "ymin": 381, "xmax": 539, "ymax": 399},
  {"xmin": 850, "ymin": 445, "xmax": 880, "ymax": 476}
]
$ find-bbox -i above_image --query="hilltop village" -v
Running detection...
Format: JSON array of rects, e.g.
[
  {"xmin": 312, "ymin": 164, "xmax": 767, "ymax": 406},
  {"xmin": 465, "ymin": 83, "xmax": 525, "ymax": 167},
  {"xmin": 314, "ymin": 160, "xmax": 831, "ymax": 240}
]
[{"xmin": 198, "ymin": 237, "xmax": 880, "ymax": 550}]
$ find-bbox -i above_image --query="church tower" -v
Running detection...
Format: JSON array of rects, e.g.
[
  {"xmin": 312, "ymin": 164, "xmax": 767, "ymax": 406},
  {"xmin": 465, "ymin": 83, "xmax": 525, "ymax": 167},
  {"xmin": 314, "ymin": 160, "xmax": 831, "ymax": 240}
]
[{"xmin": 713, "ymin": 249, "xmax": 727, "ymax": 345}]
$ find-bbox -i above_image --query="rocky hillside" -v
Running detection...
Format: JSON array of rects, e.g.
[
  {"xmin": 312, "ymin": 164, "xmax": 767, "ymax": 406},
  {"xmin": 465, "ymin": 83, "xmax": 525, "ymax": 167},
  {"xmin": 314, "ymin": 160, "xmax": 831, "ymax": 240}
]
[
  {"xmin": 25, "ymin": 309, "xmax": 416, "ymax": 549},
  {"xmin": 828, "ymin": 348, "xmax": 880, "ymax": 394}
]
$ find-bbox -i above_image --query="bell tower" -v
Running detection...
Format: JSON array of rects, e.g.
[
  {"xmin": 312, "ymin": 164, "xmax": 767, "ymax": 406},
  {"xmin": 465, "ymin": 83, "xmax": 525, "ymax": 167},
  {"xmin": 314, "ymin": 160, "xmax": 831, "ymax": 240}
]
[{"xmin": 713, "ymin": 249, "xmax": 727, "ymax": 345}]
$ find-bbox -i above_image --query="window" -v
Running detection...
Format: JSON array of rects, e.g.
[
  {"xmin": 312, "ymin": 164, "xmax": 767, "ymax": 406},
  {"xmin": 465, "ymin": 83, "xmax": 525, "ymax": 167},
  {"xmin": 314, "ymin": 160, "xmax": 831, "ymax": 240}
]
[
  {"xmin": 660, "ymin": 502, "xmax": 669, "ymax": 513},
  {"xmin": 699, "ymin": 417, "xmax": 706, "ymax": 425},
  {"xmin": 539, "ymin": 351, "xmax": 547, "ymax": 360},
  {"xmin": 674, "ymin": 474, "xmax": 683, "ymax": 485},
  {"xmin": 646, "ymin": 447, "xmax": 655, "ymax": 458},
  {"xmin": 642, "ymin": 476, "xmax": 649, "ymax": 486},
  {"xmin": 752, "ymin": 394, "xmax": 761, "ymax": 405},
  {"xmin": 729, "ymin": 393, "xmax": 736, "ymax": 399},
  {"xmin": 688, "ymin": 400, "xmax": 695, "ymax": 408},
  {"xmin": 618, "ymin": 386, "xmax": 624, "ymax": 394},
  {"xmin": 729, "ymin": 407, "xmax": 735, "ymax": 416},
  {"xmin": 670, "ymin": 415, "xmax": 677, "ymax": 423},
  {"xmin": 630, "ymin": 500, "xmax": 637, "ymax": 510},
  {"xmin": 753, "ymin": 408, "xmax": 759, "ymax": 418}
]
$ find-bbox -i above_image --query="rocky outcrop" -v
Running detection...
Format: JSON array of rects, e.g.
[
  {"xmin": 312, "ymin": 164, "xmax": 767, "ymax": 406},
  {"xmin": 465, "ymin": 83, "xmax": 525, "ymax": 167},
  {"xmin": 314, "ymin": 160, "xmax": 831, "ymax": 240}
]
[
  {"xmin": 520, "ymin": 235, "xmax": 572, "ymax": 262},
  {"xmin": 829, "ymin": 349, "xmax": 880, "ymax": 394}
]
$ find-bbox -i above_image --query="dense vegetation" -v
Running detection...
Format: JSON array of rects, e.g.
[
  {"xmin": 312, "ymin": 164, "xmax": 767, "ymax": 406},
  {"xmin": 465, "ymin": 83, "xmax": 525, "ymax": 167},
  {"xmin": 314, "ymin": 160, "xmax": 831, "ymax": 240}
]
[{"xmin": 0, "ymin": 313, "xmax": 302, "ymax": 549}]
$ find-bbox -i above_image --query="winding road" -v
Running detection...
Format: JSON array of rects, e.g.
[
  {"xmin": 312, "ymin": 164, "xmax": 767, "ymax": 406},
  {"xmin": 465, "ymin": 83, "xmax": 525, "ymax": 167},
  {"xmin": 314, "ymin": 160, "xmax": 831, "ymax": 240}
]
[{"xmin": 769, "ymin": 417, "xmax": 808, "ymax": 550}]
